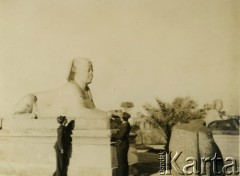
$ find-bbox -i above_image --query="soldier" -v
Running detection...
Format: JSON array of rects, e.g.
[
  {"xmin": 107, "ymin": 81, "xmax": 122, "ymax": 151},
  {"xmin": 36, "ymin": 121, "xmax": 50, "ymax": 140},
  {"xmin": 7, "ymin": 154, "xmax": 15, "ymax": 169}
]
[
  {"xmin": 53, "ymin": 116, "xmax": 68, "ymax": 176},
  {"xmin": 64, "ymin": 120, "xmax": 75, "ymax": 176},
  {"xmin": 112, "ymin": 112, "xmax": 131, "ymax": 176}
]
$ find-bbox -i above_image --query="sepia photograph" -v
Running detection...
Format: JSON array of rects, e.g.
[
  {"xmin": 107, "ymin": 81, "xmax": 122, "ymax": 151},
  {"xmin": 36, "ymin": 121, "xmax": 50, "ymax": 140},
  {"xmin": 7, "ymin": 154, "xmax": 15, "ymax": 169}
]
[{"xmin": 0, "ymin": 0, "xmax": 239, "ymax": 175}]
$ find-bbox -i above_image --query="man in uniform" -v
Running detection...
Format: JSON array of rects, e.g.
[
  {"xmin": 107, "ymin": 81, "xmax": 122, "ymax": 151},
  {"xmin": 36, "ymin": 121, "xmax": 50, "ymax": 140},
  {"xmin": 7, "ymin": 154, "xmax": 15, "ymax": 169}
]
[
  {"xmin": 53, "ymin": 116, "xmax": 68, "ymax": 176},
  {"xmin": 112, "ymin": 112, "xmax": 131, "ymax": 176}
]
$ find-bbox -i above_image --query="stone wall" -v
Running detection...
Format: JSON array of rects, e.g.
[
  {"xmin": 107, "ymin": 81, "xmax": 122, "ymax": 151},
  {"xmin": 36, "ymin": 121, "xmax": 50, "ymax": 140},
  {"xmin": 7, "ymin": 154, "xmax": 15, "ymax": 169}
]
[{"xmin": 0, "ymin": 118, "xmax": 138, "ymax": 176}]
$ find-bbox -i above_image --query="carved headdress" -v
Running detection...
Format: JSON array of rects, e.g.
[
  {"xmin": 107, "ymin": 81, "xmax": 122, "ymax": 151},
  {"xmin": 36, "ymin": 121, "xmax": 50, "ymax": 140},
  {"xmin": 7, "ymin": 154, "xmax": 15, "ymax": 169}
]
[{"xmin": 67, "ymin": 58, "xmax": 92, "ymax": 81}]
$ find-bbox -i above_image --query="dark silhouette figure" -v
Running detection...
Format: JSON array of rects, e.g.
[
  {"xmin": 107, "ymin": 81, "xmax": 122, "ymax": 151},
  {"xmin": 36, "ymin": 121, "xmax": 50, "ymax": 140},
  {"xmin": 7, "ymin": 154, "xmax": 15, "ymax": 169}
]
[
  {"xmin": 53, "ymin": 116, "xmax": 68, "ymax": 176},
  {"xmin": 63, "ymin": 120, "xmax": 75, "ymax": 176},
  {"xmin": 112, "ymin": 112, "xmax": 131, "ymax": 176}
]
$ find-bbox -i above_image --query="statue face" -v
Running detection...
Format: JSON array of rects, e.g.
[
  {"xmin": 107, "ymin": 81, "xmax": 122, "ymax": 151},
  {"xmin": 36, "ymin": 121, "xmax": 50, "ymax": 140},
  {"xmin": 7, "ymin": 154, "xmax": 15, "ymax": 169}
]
[
  {"xmin": 73, "ymin": 58, "xmax": 93, "ymax": 85},
  {"xmin": 86, "ymin": 62, "xmax": 93, "ymax": 84}
]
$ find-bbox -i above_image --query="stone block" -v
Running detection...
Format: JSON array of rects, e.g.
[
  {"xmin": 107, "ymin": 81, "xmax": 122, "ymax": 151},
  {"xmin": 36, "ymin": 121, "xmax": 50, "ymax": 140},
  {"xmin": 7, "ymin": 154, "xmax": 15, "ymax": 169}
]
[
  {"xmin": 0, "ymin": 119, "xmax": 138, "ymax": 176},
  {"xmin": 169, "ymin": 121, "xmax": 224, "ymax": 176},
  {"xmin": 2, "ymin": 118, "xmax": 110, "ymax": 131}
]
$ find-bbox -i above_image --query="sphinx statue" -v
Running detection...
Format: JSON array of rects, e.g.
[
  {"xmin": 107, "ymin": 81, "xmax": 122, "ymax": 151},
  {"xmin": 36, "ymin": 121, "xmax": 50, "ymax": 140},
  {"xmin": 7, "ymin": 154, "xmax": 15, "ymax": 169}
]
[
  {"xmin": 204, "ymin": 99, "xmax": 224, "ymax": 126},
  {"xmin": 13, "ymin": 58, "xmax": 109, "ymax": 119}
]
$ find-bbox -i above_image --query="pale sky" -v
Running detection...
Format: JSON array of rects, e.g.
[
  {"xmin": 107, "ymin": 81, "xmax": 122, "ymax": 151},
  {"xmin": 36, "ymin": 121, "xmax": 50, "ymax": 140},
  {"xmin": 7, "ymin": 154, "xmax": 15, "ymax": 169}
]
[{"xmin": 0, "ymin": 0, "xmax": 239, "ymax": 118}]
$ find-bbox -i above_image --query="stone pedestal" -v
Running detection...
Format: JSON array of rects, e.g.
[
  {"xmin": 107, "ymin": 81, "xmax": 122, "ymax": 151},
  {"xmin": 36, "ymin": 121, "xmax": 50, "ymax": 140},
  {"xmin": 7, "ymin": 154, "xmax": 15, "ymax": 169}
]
[
  {"xmin": 0, "ymin": 119, "xmax": 138, "ymax": 176},
  {"xmin": 169, "ymin": 120, "xmax": 224, "ymax": 176}
]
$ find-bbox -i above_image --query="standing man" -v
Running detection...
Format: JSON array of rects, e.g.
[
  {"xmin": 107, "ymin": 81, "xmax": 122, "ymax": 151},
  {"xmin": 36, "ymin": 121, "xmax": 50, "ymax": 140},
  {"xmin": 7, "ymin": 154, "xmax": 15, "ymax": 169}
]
[
  {"xmin": 53, "ymin": 116, "xmax": 68, "ymax": 176},
  {"xmin": 112, "ymin": 112, "xmax": 131, "ymax": 176},
  {"xmin": 64, "ymin": 120, "xmax": 75, "ymax": 176}
]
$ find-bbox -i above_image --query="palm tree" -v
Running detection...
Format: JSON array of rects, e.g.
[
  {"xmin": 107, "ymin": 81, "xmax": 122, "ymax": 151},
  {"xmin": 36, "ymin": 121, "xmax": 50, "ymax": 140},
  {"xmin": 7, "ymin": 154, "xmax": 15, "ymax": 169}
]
[{"xmin": 143, "ymin": 97, "xmax": 204, "ymax": 152}]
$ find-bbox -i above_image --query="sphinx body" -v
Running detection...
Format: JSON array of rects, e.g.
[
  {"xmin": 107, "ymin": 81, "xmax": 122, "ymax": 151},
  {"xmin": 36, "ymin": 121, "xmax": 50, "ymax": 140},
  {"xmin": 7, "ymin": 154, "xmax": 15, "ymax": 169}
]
[{"xmin": 13, "ymin": 58, "xmax": 108, "ymax": 119}]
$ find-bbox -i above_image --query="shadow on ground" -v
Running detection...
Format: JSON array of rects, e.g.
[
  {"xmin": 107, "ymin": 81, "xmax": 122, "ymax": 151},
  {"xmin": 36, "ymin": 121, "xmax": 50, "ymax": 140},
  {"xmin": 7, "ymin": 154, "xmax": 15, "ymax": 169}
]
[{"xmin": 137, "ymin": 149, "xmax": 160, "ymax": 176}]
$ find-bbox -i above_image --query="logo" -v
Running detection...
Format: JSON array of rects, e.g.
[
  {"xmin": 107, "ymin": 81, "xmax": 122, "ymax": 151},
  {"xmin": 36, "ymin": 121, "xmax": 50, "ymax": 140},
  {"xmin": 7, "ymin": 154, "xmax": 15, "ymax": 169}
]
[{"xmin": 159, "ymin": 151, "xmax": 239, "ymax": 175}]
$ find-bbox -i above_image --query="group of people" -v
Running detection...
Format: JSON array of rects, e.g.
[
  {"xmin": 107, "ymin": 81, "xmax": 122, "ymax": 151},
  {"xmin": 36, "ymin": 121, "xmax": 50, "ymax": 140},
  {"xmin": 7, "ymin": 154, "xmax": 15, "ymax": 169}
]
[{"xmin": 53, "ymin": 112, "xmax": 132, "ymax": 176}]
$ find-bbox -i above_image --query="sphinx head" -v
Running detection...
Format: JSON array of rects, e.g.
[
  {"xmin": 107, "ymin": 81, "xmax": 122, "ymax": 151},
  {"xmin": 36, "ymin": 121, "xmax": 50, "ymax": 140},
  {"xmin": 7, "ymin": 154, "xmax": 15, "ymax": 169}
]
[{"xmin": 67, "ymin": 58, "xmax": 93, "ymax": 85}]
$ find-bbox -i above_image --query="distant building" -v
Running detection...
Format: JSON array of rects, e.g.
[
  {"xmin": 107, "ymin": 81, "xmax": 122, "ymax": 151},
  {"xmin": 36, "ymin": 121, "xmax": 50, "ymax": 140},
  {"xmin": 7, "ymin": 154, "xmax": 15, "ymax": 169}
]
[{"xmin": 133, "ymin": 112, "xmax": 166, "ymax": 145}]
